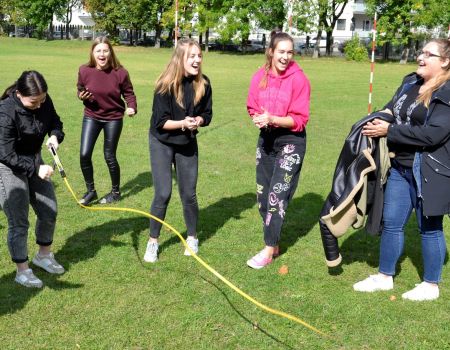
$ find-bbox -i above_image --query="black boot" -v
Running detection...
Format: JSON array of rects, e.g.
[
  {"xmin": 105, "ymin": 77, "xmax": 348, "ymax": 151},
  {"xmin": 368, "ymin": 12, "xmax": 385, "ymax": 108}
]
[
  {"xmin": 99, "ymin": 190, "xmax": 121, "ymax": 204},
  {"xmin": 79, "ymin": 182, "xmax": 97, "ymax": 205}
]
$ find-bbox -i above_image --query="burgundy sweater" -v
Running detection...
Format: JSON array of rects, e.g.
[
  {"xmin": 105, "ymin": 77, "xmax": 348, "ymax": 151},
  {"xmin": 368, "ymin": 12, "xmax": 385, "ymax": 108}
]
[{"xmin": 77, "ymin": 65, "xmax": 137, "ymax": 120}]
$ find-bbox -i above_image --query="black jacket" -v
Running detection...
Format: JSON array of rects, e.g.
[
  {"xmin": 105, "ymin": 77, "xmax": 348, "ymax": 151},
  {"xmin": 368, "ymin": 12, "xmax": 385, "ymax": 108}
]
[
  {"xmin": 319, "ymin": 112, "xmax": 393, "ymax": 266},
  {"xmin": 150, "ymin": 75, "xmax": 212, "ymax": 145},
  {"xmin": 0, "ymin": 93, "xmax": 64, "ymax": 177},
  {"xmin": 387, "ymin": 73, "xmax": 450, "ymax": 216}
]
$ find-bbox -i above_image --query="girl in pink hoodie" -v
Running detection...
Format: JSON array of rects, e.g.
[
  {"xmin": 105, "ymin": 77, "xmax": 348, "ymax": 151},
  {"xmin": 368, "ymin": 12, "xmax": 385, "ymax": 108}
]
[{"xmin": 246, "ymin": 31, "xmax": 311, "ymax": 269}]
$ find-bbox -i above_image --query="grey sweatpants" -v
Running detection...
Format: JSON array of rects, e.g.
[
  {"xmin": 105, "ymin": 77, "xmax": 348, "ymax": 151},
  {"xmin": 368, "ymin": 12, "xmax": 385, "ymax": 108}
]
[{"xmin": 0, "ymin": 162, "xmax": 57, "ymax": 263}]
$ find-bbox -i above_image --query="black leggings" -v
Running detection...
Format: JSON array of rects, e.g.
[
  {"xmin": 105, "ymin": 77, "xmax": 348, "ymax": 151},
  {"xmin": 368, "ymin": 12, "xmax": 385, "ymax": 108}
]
[
  {"xmin": 149, "ymin": 133, "xmax": 199, "ymax": 238},
  {"xmin": 80, "ymin": 116, "xmax": 123, "ymax": 192}
]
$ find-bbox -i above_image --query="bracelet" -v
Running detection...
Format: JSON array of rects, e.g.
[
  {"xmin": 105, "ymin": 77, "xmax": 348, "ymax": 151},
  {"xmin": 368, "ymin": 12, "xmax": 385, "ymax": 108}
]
[{"xmin": 181, "ymin": 121, "xmax": 185, "ymax": 131}]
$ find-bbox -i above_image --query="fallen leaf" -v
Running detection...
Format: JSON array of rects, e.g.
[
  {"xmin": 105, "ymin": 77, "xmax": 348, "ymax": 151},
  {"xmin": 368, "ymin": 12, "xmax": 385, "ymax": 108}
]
[
  {"xmin": 389, "ymin": 295, "xmax": 396, "ymax": 301},
  {"xmin": 278, "ymin": 265, "xmax": 289, "ymax": 275}
]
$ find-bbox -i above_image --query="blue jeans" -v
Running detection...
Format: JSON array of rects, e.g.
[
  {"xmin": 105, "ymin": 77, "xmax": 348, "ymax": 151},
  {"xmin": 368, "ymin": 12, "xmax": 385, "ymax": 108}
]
[{"xmin": 379, "ymin": 166, "xmax": 446, "ymax": 283}]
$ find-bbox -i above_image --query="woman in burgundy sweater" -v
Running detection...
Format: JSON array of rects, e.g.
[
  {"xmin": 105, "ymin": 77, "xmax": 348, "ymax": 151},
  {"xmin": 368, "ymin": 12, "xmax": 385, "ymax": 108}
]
[{"xmin": 77, "ymin": 36, "xmax": 137, "ymax": 205}]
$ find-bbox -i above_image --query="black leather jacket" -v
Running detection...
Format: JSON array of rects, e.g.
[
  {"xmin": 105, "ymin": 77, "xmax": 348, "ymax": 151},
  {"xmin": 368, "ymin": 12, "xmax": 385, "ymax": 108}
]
[
  {"xmin": 0, "ymin": 93, "xmax": 64, "ymax": 177},
  {"xmin": 319, "ymin": 112, "xmax": 393, "ymax": 266}
]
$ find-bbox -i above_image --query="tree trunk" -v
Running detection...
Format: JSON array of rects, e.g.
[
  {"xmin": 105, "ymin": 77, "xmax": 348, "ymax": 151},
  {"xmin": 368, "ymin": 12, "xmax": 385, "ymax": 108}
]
[
  {"xmin": 399, "ymin": 47, "xmax": 409, "ymax": 64},
  {"xmin": 205, "ymin": 28, "xmax": 209, "ymax": 53},
  {"xmin": 154, "ymin": 25, "xmax": 162, "ymax": 48},
  {"xmin": 325, "ymin": 31, "xmax": 333, "ymax": 56},
  {"xmin": 312, "ymin": 30, "xmax": 322, "ymax": 58}
]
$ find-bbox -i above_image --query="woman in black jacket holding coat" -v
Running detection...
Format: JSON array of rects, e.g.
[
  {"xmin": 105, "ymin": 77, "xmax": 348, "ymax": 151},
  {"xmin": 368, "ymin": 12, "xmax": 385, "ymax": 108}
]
[
  {"xmin": 353, "ymin": 39, "xmax": 450, "ymax": 301},
  {"xmin": 0, "ymin": 71, "xmax": 65, "ymax": 288}
]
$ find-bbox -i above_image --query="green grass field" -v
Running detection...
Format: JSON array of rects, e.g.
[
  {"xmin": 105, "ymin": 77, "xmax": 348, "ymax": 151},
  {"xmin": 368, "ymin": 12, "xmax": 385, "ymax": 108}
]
[{"xmin": 0, "ymin": 37, "xmax": 449, "ymax": 349}]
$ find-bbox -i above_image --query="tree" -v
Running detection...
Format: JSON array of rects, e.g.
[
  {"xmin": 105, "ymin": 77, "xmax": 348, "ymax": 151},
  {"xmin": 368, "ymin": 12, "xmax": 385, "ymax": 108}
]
[
  {"xmin": 365, "ymin": 0, "xmax": 450, "ymax": 63},
  {"xmin": 55, "ymin": 0, "xmax": 81, "ymax": 39},
  {"xmin": 15, "ymin": 0, "xmax": 61, "ymax": 39},
  {"xmin": 292, "ymin": 0, "xmax": 348, "ymax": 57}
]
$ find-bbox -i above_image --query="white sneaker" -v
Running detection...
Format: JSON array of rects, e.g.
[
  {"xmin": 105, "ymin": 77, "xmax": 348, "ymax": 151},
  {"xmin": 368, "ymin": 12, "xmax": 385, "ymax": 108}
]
[
  {"xmin": 402, "ymin": 282, "xmax": 439, "ymax": 301},
  {"xmin": 15, "ymin": 268, "xmax": 43, "ymax": 288},
  {"xmin": 32, "ymin": 252, "xmax": 65, "ymax": 274},
  {"xmin": 184, "ymin": 236, "xmax": 199, "ymax": 256},
  {"xmin": 353, "ymin": 274, "xmax": 393, "ymax": 292},
  {"xmin": 144, "ymin": 241, "xmax": 159, "ymax": 263}
]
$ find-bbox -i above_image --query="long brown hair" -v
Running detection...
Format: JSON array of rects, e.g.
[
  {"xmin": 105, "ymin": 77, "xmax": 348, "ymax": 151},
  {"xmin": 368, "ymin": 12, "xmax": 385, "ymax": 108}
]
[
  {"xmin": 1, "ymin": 70, "xmax": 48, "ymax": 100},
  {"xmin": 259, "ymin": 31, "xmax": 294, "ymax": 89},
  {"xmin": 87, "ymin": 36, "xmax": 122, "ymax": 70},
  {"xmin": 155, "ymin": 38, "xmax": 207, "ymax": 107},
  {"xmin": 417, "ymin": 39, "xmax": 450, "ymax": 107}
]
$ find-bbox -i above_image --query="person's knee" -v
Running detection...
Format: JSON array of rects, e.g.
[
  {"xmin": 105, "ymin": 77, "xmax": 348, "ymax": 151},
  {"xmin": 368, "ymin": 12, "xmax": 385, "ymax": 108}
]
[{"xmin": 154, "ymin": 191, "xmax": 172, "ymax": 206}]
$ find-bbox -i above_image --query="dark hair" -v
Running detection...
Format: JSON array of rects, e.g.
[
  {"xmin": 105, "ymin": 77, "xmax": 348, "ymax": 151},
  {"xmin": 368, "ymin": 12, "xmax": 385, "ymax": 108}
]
[
  {"xmin": 1, "ymin": 70, "xmax": 48, "ymax": 100},
  {"xmin": 259, "ymin": 30, "xmax": 294, "ymax": 88},
  {"xmin": 87, "ymin": 36, "xmax": 122, "ymax": 70}
]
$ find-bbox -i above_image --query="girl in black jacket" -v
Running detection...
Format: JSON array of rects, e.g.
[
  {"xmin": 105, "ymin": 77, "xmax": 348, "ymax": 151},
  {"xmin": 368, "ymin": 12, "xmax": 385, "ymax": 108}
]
[
  {"xmin": 0, "ymin": 71, "xmax": 65, "ymax": 288},
  {"xmin": 354, "ymin": 39, "xmax": 450, "ymax": 301},
  {"xmin": 144, "ymin": 39, "xmax": 212, "ymax": 263}
]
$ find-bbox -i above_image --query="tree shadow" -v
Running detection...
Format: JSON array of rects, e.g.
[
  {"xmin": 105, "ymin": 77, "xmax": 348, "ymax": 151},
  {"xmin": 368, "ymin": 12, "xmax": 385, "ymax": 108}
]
[
  {"xmin": 120, "ymin": 171, "xmax": 152, "ymax": 200},
  {"xmin": 159, "ymin": 192, "xmax": 256, "ymax": 252},
  {"xmin": 0, "ymin": 213, "xmax": 147, "ymax": 316},
  {"xmin": 278, "ymin": 192, "xmax": 324, "ymax": 256}
]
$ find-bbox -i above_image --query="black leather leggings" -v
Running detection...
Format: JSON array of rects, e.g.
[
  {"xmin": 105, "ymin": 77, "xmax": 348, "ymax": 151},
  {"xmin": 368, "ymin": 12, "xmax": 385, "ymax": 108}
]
[{"xmin": 80, "ymin": 116, "xmax": 123, "ymax": 192}]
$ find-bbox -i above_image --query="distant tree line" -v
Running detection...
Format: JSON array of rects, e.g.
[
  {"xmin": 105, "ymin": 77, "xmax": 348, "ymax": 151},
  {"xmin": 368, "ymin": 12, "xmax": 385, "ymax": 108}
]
[{"xmin": 1, "ymin": 0, "xmax": 449, "ymax": 58}]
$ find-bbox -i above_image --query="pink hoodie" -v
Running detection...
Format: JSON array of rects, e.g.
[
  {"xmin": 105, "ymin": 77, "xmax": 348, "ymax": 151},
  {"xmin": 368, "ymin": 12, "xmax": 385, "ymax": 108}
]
[{"xmin": 247, "ymin": 61, "xmax": 310, "ymax": 132}]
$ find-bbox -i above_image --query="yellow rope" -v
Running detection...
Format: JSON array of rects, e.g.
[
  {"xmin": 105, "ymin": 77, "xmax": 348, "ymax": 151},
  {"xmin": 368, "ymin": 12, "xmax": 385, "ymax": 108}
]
[{"xmin": 51, "ymin": 146, "xmax": 329, "ymax": 337}]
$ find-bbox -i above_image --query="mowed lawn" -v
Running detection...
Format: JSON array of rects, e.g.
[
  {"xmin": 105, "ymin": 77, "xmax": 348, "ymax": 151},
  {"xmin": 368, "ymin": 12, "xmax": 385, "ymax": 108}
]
[{"xmin": 0, "ymin": 37, "xmax": 449, "ymax": 349}]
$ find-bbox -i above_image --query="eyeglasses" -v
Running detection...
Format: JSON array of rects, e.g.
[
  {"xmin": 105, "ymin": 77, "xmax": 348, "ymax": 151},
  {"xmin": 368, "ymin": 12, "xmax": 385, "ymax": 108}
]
[{"xmin": 417, "ymin": 50, "xmax": 442, "ymax": 59}]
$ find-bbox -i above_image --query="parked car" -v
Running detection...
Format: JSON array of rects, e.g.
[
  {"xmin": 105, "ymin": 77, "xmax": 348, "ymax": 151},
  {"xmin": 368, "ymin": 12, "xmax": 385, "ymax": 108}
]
[{"xmin": 237, "ymin": 40, "xmax": 265, "ymax": 53}]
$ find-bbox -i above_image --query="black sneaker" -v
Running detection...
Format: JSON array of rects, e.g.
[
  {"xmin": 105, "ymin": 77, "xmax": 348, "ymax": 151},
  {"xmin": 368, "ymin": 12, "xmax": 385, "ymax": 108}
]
[
  {"xmin": 99, "ymin": 191, "xmax": 121, "ymax": 204},
  {"xmin": 78, "ymin": 190, "xmax": 98, "ymax": 205}
]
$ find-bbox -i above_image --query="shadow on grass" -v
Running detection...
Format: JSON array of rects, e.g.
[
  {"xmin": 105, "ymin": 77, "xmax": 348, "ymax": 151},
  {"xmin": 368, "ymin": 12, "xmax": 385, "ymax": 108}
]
[
  {"xmin": 120, "ymin": 171, "xmax": 152, "ymax": 200},
  {"xmin": 328, "ymin": 214, "xmax": 449, "ymax": 277},
  {"xmin": 279, "ymin": 192, "xmax": 324, "ymax": 256},
  {"xmin": 0, "ymin": 271, "xmax": 84, "ymax": 316},
  {"xmin": 200, "ymin": 276, "xmax": 298, "ymax": 350},
  {"xmin": 159, "ymin": 192, "xmax": 256, "ymax": 253}
]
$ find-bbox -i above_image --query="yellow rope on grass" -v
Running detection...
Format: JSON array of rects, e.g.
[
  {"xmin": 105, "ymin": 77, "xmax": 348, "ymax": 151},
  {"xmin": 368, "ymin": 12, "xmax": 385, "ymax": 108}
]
[{"xmin": 51, "ymin": 146, "xmax": 329, "ymax": 338}]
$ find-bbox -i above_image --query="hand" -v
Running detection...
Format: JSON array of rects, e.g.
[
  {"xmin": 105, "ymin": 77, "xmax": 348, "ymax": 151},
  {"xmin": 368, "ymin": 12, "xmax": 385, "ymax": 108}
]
[
  {"xmin": 252, "ymin": 110, "xmax": 273, "ymax": 129},
  {"xmin": 126, "ymin": 108, "xmax": 135, "ymax": 116},
  {"xmin": 362, "ymin": 118, "xmax": 390, "ymax": 138},
  {"xmin": 38, "ymin": 164, "xmax": 54, "ymax": 181},
  {"xmin": 78, "ymin": 89, "xmax": 93, "ymax": 101},
  {"xmin": 184, "ymin": 117, "xmax": 198, "ymax": 131},
  {"xmin": 194, "ymin": 116, "xmax": 204, "ymax": 127},
  {"xmin": 46, "ymin": 135, "xmax": 59, "ymax": 151}
]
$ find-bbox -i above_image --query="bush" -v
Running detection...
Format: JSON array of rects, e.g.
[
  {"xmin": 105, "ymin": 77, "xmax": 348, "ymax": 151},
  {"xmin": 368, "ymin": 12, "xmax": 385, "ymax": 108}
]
[{"xmin": 344, "ymin": 35, "xmax": 369, "ymax": 62}]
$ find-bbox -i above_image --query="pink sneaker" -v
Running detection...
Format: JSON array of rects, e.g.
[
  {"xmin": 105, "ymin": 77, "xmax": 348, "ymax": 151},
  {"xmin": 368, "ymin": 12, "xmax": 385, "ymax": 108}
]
[{"xmin": 247, "ymin": 251, "xmax": 273, "ymax": 269}]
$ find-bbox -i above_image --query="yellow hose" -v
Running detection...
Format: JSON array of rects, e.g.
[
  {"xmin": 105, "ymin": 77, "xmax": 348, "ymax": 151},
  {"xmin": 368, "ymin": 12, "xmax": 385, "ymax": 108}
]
[{"xmin": 51, "ymin": 146, "xmax": 328, "ymax": 337}]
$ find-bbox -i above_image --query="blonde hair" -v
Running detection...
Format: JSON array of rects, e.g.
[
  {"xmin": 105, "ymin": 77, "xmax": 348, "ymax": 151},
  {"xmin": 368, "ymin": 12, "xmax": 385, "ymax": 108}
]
[
  {"xmin": 155, "ymin": 38, "xmax": 207, "ymax": 107},
  {"xmin": 259, "ymin": 31, "xmax": 294, "ymax": 89},
  {"xmin": 87, "ymin": 36, "xmax": 122, "ymax": 70},
  {"xmin": 417, "ymin": 39, "xmax": 450, "ymax": 107}
]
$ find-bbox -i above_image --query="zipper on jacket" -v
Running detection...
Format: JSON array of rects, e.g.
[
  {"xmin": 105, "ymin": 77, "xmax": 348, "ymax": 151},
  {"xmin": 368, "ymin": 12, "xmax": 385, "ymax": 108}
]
[{"xmin": 427, "ymin": 154, "xmax": 450, "ymax": 170}]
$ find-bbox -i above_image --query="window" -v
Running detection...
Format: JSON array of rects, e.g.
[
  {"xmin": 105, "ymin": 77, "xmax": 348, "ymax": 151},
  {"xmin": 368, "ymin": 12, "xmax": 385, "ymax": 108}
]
[
  {"xmin": 336, "ymin": 19, "xmax": 346, "ymax": 31},
  {"xmin": 363, "ymin": 20, "xmax": 371, "ymax": 31}
]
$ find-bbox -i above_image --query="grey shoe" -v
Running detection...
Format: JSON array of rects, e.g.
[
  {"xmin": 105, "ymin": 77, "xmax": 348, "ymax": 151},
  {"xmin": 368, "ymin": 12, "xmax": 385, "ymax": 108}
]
[
  {"xmin": 32, "ymin": 252, "xmax": 65, "ymax": 274},
  {"xmin": 144, "ymin": 241, "xmax": 159, "ymax": 263},
  {"xmin": 184, "ymin": 236, "xmax": 199, "ymax": 256},
  {"xmin": 15, "ymin": 268, "xmax": 43, "ymax": 288}
]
